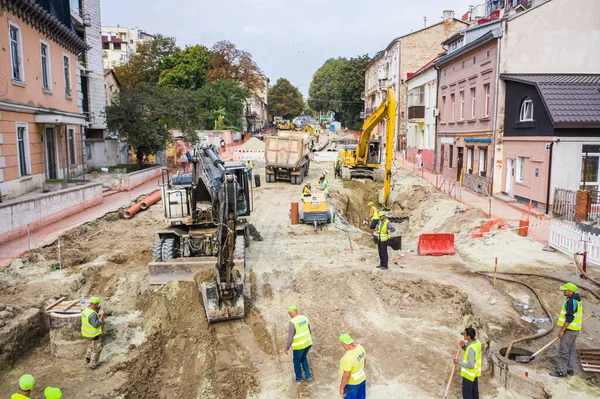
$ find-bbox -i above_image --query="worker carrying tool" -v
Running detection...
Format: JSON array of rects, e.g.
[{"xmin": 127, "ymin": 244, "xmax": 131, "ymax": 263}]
[
  {"xmin": 11, "ymin": 374, "xmax": 36, "ymax": 399},
  {"xmin": 549, "ymin": 282, "xmax": 583, "ymax": 377},
  {"xmin": 284, "ymin": 306, "xmax": 313, "ymax": 382},
  {"xmin": 453, "ymin": 327, "xmax": 482, "ymax": 399},
  {"xmin": 338, "ymin": 334, "xmax": 366, "ymax": 399},
  {"xmin": 367, "ymin": 202, "xmax": 379, "ymax": 230},
  {"xmin": 374, "ymin": 211, "xmax": 395, "ymax": 270},
  {"xmin": 81, "ymin": 297, "xmax": 105, "ymax": 370},
  {"xmin": 44, "ymin": 387, "xmax": 63, "ymax": 399}
]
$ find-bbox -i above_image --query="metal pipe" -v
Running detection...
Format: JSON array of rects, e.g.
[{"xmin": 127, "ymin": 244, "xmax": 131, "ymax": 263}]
[{"xmin": 545, "ymin": 141, "xmax": 554, "ymax": 214}]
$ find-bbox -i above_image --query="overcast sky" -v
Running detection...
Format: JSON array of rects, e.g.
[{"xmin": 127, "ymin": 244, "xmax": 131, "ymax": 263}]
[{"xmin": 100, "ymin": 0, "xmax": 476, "ymax": 96}]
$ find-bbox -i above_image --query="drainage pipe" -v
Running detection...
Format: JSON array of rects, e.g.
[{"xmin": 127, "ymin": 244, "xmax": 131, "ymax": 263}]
[
  {"xmin": 122, "ymin": 201, "xmax": 143, "ymax": 219},
  {"xmin": 140, "ymin": 190, "xmax": 161, "ymax": 210}
]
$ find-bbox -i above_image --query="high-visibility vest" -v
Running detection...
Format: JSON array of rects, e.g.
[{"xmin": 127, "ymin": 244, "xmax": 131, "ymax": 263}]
[
  {"xmin": 460, "ymin": 340, "xmax": 482, "ymax": 382},
  {"xmin": 290, "ymin": 315, "xmax": 312, "ymax": 350},
  {"xmin": 377, "ymin": 219, "xmax": 391, "ymax": 242},
  {"xmin": 303, "ymin": 186, "xmax": 310, "ymax": 195},
  {"xmin": 81, "ymin": 307, "xmax": 102, "ymax": 338},
  {"xmin": 11, "ymin": 394, "xmax": 30, "ymax": 399},
  {"xmin": 370, "ymin": 205, "xmax": 379, "ymax": 221},
  {"xmin": 557, "ymin": 298, "xmax": 583, "ymax": 330},
  {"xmin": 339, "ymin": 344, "xmax": 366, "ymax": 385},
  {"xmin": 246, "ymin": 161, "xmax": 254, "ymax": 169}
]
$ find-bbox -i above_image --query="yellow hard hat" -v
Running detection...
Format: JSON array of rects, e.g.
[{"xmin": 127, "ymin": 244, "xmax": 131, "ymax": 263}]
[
  {"xmin": 559, "ymin": 282, "xmax": 578, "ymax": 292},
  {"xmin": 378, "ymin": 211, "xmax": 386, "ymax": 217},
  {"xmin": 19, "ymin": 374, "xmax": 35, "ymax": 391},
  {"xmin": 367, "ymin": 201, "xmax": 374, "ymax": 206},
  {"xmin": 44, "ymin": 387, "xmax": 63, "ymax": 399},
  {"xmin": 90, "ymin": 297, "xmax": 102, "ymax": 304},
  {"xmin": 339, "ymin": 333, "xmax": 354, "ymax": 344},
  {"xmin": 287, "ymin": 306, "xmax": 298, "ymax": 312}
]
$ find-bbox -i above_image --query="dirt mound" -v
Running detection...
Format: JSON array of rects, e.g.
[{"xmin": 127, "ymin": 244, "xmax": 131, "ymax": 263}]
[
  {"xmin": 440, "ymin": 208, "xmax": 488, "ymax": 234},
  {"xmin": 247, "ymin": 307, "xmax": 277, "ymax": 355}
]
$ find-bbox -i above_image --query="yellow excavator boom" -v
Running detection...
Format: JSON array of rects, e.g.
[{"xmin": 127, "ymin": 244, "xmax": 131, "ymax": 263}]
[
  {"xmin": 382, "ymin": 89, "xmax": 396, "ymax": 206},
  {"xmin": 305, "ymin": 125, "xmax": 318, "ymax": 137}
]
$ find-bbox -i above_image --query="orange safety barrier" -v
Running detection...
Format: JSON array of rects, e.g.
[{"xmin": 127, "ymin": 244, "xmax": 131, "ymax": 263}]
[
  {"xmin": 471, "ymin": 218, "xmax": 507, "ymax": 238},
  {"xmin": 418, "ymin": 233, "xmax": 455, "ymax": 256}
]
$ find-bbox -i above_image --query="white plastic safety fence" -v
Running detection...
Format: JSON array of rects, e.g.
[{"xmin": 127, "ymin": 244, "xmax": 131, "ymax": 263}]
[
  {"xmin": 313, "ymin": 152, "xmax": 338, "ymax": 163},
  {"xmin": 548, "ymin": 220, "xmax": 600, "ymax": 266},
  {"xmin": 233, "ymin": 149, "xmax": 265, "ymax": 162}
]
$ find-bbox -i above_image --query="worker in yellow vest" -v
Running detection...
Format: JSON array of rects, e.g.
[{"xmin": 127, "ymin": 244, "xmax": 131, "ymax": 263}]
[
  {"xmin": 44, "ymin": 387, "xmax": 63, "ymax": 399},
  {"xmin": 81, "ymin": 297, "xmax": 105, "ymax": 370},
  {"xmin": 301, "ymin": 182, "xmax": 311, "ymax": 201},
  {"xmin": 284, "ymin": 306, "xmax": 313, "ymax": 382},
  {"xmin": 338, "ymin": 333, "xmax": 366, "ymax": 399},
  {"xmin": 367, "ymin": 202, "xmax": 379, "ymax": 230},
  {"xmin": 550, "ymin": 282, "xmax": 583, "ymax": 377},
  {"xmin": 374, "ymin": 211, "xmax": 395, "ymax": 270},
  {"xmin": 11, "ymin": 374, "xmax": 35, "ymax": 399},
  {"xmin": 454, "ymin": 327, "xmax": 482, "ymax": 399}
]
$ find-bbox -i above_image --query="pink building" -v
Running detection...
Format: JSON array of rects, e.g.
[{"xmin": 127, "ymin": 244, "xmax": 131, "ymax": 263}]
[{"xmin": 434, "ymin": 22, "xmax": 502, "ymax": 195}]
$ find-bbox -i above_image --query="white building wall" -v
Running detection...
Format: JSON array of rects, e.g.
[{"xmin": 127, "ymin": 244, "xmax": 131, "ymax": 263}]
[
  {"xmin": 551, "ymin": 138, "xmax": 600, "ymax": 194},
  {"xmin": 406, "ymin": 68, "xmax": 437, "ymax": 151},
  {"xmin": 83, "ymin": 0, "xmax": 107, "ymax": 130}
]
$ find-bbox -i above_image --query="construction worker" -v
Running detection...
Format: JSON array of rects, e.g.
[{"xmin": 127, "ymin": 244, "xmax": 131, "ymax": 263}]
[
  {"xmin": 44, "ymin": 387, "xmax": 63, "ymax": 399},
  {"xmin": 245, "ymin": 160, "xmax": 254, "ymax": 181},
  {"xmin": 11, "ymin": 374, "xmax": 35, "ymax": 399},
  {"xmin": 454, "ymin": 327, "xmax": 481, "ymax": 399},
  {"xmin": 284, "ymin": 306, "xmax": 313, "ymax": 382},
  {"xmin": 367, "ymin": 202, "xmax": 379, "ymax": 230},
  {"xmin": 374, "ymin": 211, "xmax": 395, "ymax": 270},
  {"xmin": 318, "ymin": 176, "xmax": 330, "ymax": 199},
  {"xmin": 334, "ymin": 158, "xmax": 342, "ymax": 179},
  {"xmin": 550, "ymin": 282, "xmax": 583, "ymax": 377},
  {"xmin": 322, "ymin": 170, "xmax": 329, "ymax": 186},
  {"xmin": 82, "ymin": 296, "xmax": 105, "ymax": 370},
  {"xmin": 301, "ymin": 181, "xmax": 311, "ymax": 201},
  {"xmin": 338, "ymin": 334, "xmax": 366, "ymax": 399}
]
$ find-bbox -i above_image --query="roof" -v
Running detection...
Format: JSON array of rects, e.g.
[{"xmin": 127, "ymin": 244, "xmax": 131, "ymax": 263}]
[
  {"xmin": 406, "ymin": 55, "xmax": 443, "ymax": 81},
  {"xmin": 434, "ymin": 29, "xmax": 501, "ymax": 67},
  {"xmin": 103, "ymin": 68, "xmax": 121, "ymax": 87},
  {"xmin": 501, "ymin": 74, "xmax": 600, "ymax": 127}
]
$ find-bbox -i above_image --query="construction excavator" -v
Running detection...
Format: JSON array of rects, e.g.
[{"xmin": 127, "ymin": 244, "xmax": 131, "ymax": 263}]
[
  {"xmin": 148, "ymin": 144, "xmax": 251, "ymax": 322},
  {"xmin": 338, "ymin": 87, "xmax": 396, "ymax": 205}
]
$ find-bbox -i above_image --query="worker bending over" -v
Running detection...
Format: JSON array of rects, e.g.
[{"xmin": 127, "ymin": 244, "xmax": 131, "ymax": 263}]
[
  {"xmin": 367, "ymin": 202, "xmax": 379, "ymax": 230},
  {"xmin": 11, "ymin": 374, "xmax": 35, "ymax": 399},
  {"xmin": 82, "ymin": 297, "xmax": 105, "ymax": 370},
  {"xmin": 338, "ymin": 334, "xmax": 366, "ymax": 399},
  {"xmin": 454, "ymin": 327, "xmax": 482, "ymax": 399},
  {"xmin": 374, "ymin": 211, "xmax": 395, "ymax": 270},
  {"xmin": 301, "ymin": 181, "xmax": 312, "ymax": 201},
  {"xmin": 550, "ymin": 282, "xmax": 583, "ymax": 377},
  {"xmin": 317, "ymin": 176, "xmax": 330, "ymax": 199},
  {"xmin": 284, "ymin": 306, "xmax": 313, "ymax": 382}
]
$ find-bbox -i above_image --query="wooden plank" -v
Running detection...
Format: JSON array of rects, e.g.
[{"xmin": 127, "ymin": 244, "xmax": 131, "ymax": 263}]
[
  {"xmin": 63, "ymin": 299, "xmax": 80, "ymax": 311},
  {"xmin": 45, "ymin": 297, "xmax": 66, "ymax": 311}
]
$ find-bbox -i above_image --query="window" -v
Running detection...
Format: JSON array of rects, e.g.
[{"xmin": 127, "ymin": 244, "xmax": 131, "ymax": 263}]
[
  {"xmin": 103, "ymin": 42, "xmax": 110, "ymax": 49},
  {"xmin": 68, "ymin": 127, "xmax": 76, "ymax": 165},
  {"xmin": 449, "ymin": 145, "xmax": 454, "ymax": 168},
  {"xmin": 444, "ymin": 69, "xmax": 447, "ymax": 76},
  {"xmin": 450, "ymin": 93, "xmax": 455, "ymax": 122},
  {"xmin": 479, "ymin": 148, "xmax": 488, "ymax": 175},
  {"xmin": 459, "ymin": 91, "xmax": 465, "ymax": 120},
  {"xmin": 40, "ymin": 41, "xmax": 52, "ymax": 91},
  {"xmin": 16, "ymin": 123, "xmax": 30, "ymax": 177},
  {"xmin": 63, "ymin": 55, "xmax": 72, "ymax": 97},
  {"xmin": 486, "ymin": 50, "xmax": 490, "ymax": 57},
  {"xmin": 520, "ymin": 98, "xmax": 533, "ymax": 121},
  {"xmin": 516, "ymin": 156, "xmax": 526, "ymax": 183},
  {"xmin": 441, "ymin": 96, "xmax": 446, "ymax": 122},
  {"xmin": 473, "ymin": 57, "xmax": 476, "ymax": 64},
  {"xmin": 467, "ymin": 148, "xmax": 473, "ymax": 171},
  {"xmin": 462, "ymin": 61, "xmax": 465, "ymax": 68},
  {"xmin": 9, "ymin": 21, "xmax": 24, "ymax": 83},
  {"xmin": 484, "ymin": 84, "xmax": 490, "ymax": 117},
  {"xmin": 113, "ymin": 42, "xmax": 122, "ymax": 50},
  {"xmin": 470, "ymin": 88, "xmax": 476, "ymax": 119}
]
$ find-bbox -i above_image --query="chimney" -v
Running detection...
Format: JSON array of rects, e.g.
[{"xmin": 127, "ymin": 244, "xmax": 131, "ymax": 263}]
[{"xmin": 443, "ymin": 10, "xmax": 455, "ymax": 21}]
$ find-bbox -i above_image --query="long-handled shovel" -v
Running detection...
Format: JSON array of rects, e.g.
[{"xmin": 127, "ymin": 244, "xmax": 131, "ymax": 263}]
[
  {"xmin": 516, "ymin": 314, "xmax": 592, "ymax": 363},
  {"xmin": 443, "ymin": 345, "xmax": 462, "ymax": 399}
]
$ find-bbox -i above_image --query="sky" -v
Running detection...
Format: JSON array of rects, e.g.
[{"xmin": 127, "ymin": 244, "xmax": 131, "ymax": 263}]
[{"xmin": 100, "ymin": 0, "xmax": 477, "ymax": 97}]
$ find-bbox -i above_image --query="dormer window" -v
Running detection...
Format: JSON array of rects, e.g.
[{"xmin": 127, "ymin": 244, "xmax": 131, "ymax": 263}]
[{"xmin": 520, "ymin": 97, "xmax": 533, "ymax": 121}]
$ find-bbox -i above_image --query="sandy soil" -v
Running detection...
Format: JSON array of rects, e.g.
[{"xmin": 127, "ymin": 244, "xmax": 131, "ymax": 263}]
[{"xmin": 1, "ymin": 158, "xmax": 599, "ymax": 398}]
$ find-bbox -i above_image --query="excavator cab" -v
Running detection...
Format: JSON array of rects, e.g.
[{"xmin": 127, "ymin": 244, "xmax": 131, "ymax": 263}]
[{"xmin": 367, "ymin": 140, "xmax": 381, "ymax": 165}]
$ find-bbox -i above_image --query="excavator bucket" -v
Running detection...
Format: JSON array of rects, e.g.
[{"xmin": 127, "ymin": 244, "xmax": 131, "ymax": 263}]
[
  {"xmin": 148, "ymin": 257, "xmax": 219, "ymax": 285},
  {"xmin": 199, "ymin": 277, "xmax": 245, "ymax": 323}
]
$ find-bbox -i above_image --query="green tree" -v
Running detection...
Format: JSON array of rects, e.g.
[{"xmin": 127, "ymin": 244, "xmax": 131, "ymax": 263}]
[
  {"xmin": 197, "ymin": 79, "xmax": 249, "ymax": 130},
  {"xmin": 114, "ymin": 35, "xmax": 178, "ymax": 91},
  {"xmin": 308, "ymin": 56, "xmax": 369, "ymax": 130},
  {"xmin": 158, "ymin": 45, "xmax": 212, "ymax": 90},
  {"xmin": 207, "ymin": 41, "xmax": 264, "ymax": 92},
  {"xmin": 269, "ymin": 78, "xmax": 303, "ymax": 120}
]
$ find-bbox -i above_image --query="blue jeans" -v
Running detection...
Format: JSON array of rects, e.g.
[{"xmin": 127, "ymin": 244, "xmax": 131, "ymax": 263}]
[
  {"xmin": 292, "ymin": 345, "xmax": 312, "ymax": 381},
  {"xmin": 345, "ymin": 380, "xmax": 366, "ymax": 399}
]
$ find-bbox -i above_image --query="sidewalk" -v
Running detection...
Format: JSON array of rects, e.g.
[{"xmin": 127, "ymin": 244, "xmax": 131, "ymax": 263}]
[
  {"xmin": 395, "ymin": 153, "xmax": 550, "ymax": 244},
  {"xmin": 0, "ymin": 179, "xmax": 159, "ymax": 267}
]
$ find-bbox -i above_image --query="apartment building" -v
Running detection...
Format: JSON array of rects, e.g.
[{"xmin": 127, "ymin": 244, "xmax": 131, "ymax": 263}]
[
  {"xmin": 243, "ymin": 77, "xmax": 269, "ymax": 133},
  {"xmin": 364, "ymin": 11, "xmax": 467, "ymax": 150},
  {"xmin": 0, "ymin": 0, "xmax": 88, "ymax": 199},
  {"xmin": 101, "ymin": 25, "xmax": 154, "ymax": 68}
]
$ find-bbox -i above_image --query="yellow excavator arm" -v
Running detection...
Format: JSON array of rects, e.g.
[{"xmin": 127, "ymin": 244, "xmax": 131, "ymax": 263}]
[
  {"xmin": 357, "ymin": 88, "xmax": 395, "ymax": 160},
  {"xmin": 305, "ymin": 125, "xmax": 318, "ymax": 137},
  {"xmin": 382, "ymin": 88, "xmax": 396, "ymax": 206}
]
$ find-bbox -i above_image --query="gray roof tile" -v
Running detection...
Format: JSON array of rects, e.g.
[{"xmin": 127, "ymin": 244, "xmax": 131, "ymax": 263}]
[{"xmin": 501, "ymin": 74, "xmax": 600, "ymax": 126}]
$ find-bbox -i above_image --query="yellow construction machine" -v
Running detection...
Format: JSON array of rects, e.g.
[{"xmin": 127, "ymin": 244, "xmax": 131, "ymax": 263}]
[
  {"xmin": 274, "ymin": 116, "xmax": 294, "ymax": 130},
  {"xmin": 304, "ymin": 125, "xmax": 318, "ymax": 138},
  {"xmin": 338, "ymin": 87, "xmax": 396, "ymax": 204}
]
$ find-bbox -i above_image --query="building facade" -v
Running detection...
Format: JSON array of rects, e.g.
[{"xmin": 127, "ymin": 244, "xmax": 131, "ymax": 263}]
[
  {"xmin": 101, "ymin": 26, "xmax": 154, "ymax": 68},
  {"xmin": 242, "ymin": 77, "xmax": 269, "ymax": 133},
  {"xmin": 364, "ymin": 11, "xmax": 467, "ymax": 150},
  {"xmin": 0, "ymin": 0, "xmax": 88, "ymax": 199},
  {"xmin": 406, "ymin": 61, "xmax": 438, "ymax": 170},
  {"xmin": 434, "ymin": 22, "xmax": 502, "ymax": 195}
]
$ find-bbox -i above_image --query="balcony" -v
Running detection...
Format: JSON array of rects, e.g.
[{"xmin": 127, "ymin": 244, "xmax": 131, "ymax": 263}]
[{"xmin": 408, "ymin": 106, "xmax": 425, "ymax": 121}]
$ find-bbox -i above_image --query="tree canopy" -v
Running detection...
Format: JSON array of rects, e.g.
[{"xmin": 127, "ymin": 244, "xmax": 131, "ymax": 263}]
[
  {"xmin": 308, "ymin": 56, "xmax": 370, "ymax": 130},
  {"xmin": 207, "ymin": 41, "xmax": 264, "ymax": 92},
  {"xmin": 269, "ymin": 78, "xmax": 303, "ymax": 120},
  {"xmin": 158, "ymin": 45, "xmax": 212, "ymax": 90}
]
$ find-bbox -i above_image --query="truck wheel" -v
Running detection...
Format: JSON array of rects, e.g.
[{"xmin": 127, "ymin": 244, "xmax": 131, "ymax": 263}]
[
  {"xmin": 305, "ymin": 161, "xmax": 310, "ymax": 176},
  {"xmin": 162, "ymin": 238, "xmax": 177, "ymax": 261},
  {"xmin": 152, "ymin": 239, "xmax": 164, "ymax": 262}
]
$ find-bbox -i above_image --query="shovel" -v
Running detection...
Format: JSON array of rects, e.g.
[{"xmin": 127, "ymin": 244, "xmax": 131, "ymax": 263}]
[{"xmin": 516, "ymin": 314, "xmax": 592, "ymax": 363}]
